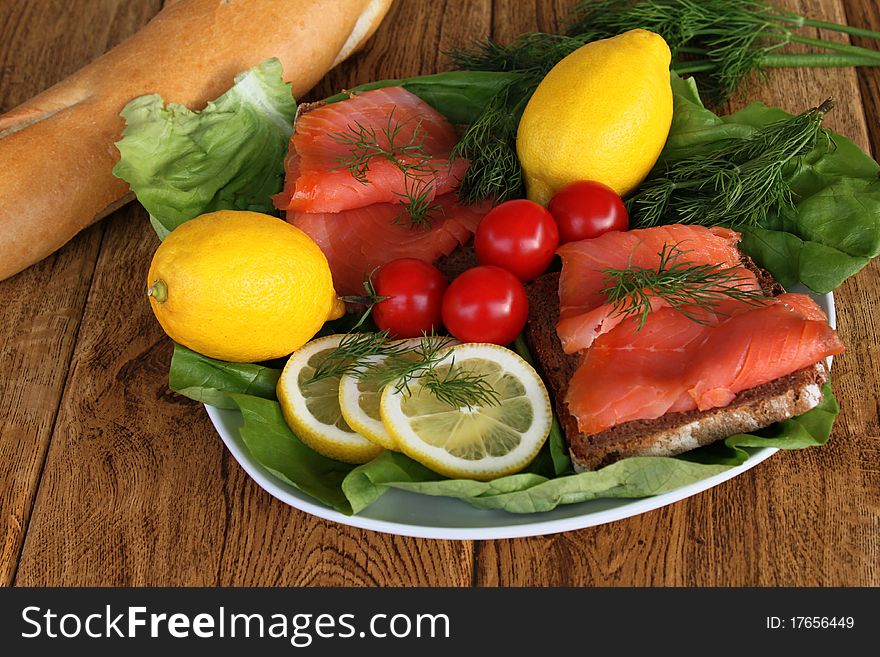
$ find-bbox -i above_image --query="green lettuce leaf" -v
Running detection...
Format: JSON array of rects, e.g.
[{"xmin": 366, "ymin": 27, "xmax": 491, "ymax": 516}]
[
  {"xmin": 662, "ymin": 74, "xmax": 880, "ymax": 292},
  {"xmin": 343, "ymin": 451, "xmax": 731, "ymax": 514},
  {"xmin": 680, "ymin": 381, "xmax": 838, "ymax": 465},
  {"xmin": 663, "ymin": 75, "xmax": 755, "ymax": 160},
  {"xmin": 341, "ymin": 383, "xmax": 837, "ymax": 513},
  {"xmin": 113, "ymin": 58, "xmax": 297, "ymax": 237},
  {"xmin": 168, "ymin": 344, "xmax": 280, "ymax": 410},
  {"xmin": 230, "ymin": 394, "xmax": 355, "ymax": 515},
  {"xmin": 322, "ymin": 70, "xmax": 519, "ymax": 125}
]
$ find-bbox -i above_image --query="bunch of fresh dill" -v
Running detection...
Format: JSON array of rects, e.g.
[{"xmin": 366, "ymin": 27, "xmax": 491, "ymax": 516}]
[
  {"xmin": 448, "ymin": 0, "xmax": 880, "ymax": 204},
  {"xmin": 627, "ymin": 99, "xmax": 833, "ymax": 229},
  {"xmin": 451, "ymin": 80, "xmax": 530, "ymax": 203},
  {"xmin": 568, "ymin": 0, "xmax": 880, "ymax": 104}
]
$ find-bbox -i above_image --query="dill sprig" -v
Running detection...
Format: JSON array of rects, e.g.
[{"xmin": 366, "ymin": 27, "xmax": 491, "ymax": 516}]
[
  {"xmin": 357, "ymin": 334, "xmax": 455, "ymax": 390},
  {"xmin": 421, "ymin": 363, "xmax": 502, "ymax": 410},
  {"xmin": 305, "ymin": 331, "xmax": 409, "ymax": 385},
  {"xmin": 601, "ymin": 242, "xmax": 769, "ymax": 328},
  {"xmin": 393, "ymin": 175, "xmax": 444, "ymax": 228},
  {"xmin": 361, "ymin": 334, "xmax": 501, "ymax": 409},
  {"xmin": 329, "ymin": 108, "xmax": 441, "ymax": 227},
  {"xmin": 329, "ymin": 108, "xmax": 432, "ymax": 183},
  {"xmin": 309, "ymin": 332, "xmax": 501, "ymax": 410},
  {"xmin": 628, "ymin": 99, "xmax": 832, "ymax": 229}
]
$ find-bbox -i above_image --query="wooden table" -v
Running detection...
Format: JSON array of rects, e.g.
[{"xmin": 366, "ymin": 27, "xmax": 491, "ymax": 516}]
[{"xmin": 1, "ymin": 0, "xmax": 877, "ymax": 587}]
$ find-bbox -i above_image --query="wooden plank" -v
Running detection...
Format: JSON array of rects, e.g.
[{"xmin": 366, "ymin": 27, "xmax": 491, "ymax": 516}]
[
  {"xmin": 0, "ymin": 0, "xmax": 162, "ymax": 586},
  {"xmin": 15, "ymin": 0, "xmax": 486, "ymax": 587},
  {"xmin": 13, "ymin": 206, "xmax": 230, "ymax": 586},
  {"xmin": 843, "ymin": 0, "xmax": 880, "ymax": 442},
  {"xmin": 307, "ymin": 0, "xmax": 492, "ymax": 99},
  {"xmin": 847, "ymin": 0, "xmax": 880, "ymax": 158},
  {"xmin": 478, "ymin": 0, "xmax": 880, "ymax": 586},
  {"xmin": 491, "ymin": 0, "xmax": 575, "ymax": 43}
]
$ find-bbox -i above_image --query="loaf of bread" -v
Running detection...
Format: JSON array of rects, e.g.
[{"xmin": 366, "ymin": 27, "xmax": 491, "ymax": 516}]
[
  {"xmin": 525, "ymin": 265, "xmax": 828, "ymax": 472},
  {"xmin": 0, "ymin": 0, "xmax": 393, "ymax": 281}
]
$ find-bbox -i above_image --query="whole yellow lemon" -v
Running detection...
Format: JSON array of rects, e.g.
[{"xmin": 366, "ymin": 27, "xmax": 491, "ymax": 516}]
[
  {"xmin": 147, "ymin": 210, "xmax": 344, "ymax": 362},
  {"xmin": 517, "ymin": 29, "xmax": 673, "ymax": 205}
]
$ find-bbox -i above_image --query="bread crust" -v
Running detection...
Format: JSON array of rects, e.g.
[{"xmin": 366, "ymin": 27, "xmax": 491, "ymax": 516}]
[
  {"xmin": 525, "ymin": 269, "xmax": 829, "ymax": 472},
  {"xmin": 0, "ymin": 0, "xmax": 394, "ymax": 281}
]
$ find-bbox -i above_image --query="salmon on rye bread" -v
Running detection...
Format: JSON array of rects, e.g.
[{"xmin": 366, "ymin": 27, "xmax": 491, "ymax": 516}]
[{"xmin": 525, "ymin": 224, "xmax": 844, "ymax": 472}]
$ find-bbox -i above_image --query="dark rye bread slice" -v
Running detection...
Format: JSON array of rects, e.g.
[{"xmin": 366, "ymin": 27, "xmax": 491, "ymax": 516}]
[
  {"xmin": 435, "ymin": 244, "xmax": 479, "ymax": 280},
  {"xmin": 525, "ymin": 266, "xmax": 828, "ymax": 472}
]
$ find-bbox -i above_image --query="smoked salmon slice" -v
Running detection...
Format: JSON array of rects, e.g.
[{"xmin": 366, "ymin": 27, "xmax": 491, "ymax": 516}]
[
  {"xmin": 556, "ymin": 225, "xmax": 753, "ymax": 353},
  {"xmin": 566, "ymin": 307, "xmax": 712, "ymax": 435},
  {"xmin": 684, "ymin": 293, "xmax": 844, "ymax": 411},
  {"xmin": 558, "ymin": 225, "xmax": 844, "ymax": 436},
  {"xmin": 273, "ymin": 87, "xmax": 468, "ymax": 214},
  {"xmin": 557, "ymin": 225, "xmax": 743, "ymax": 322},
  {"xmin": 288, "ymin": 195, "xmax": 490, "ymax": 296}
]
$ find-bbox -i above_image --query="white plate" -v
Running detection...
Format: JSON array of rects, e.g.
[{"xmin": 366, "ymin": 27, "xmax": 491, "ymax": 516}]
[{"xmin": 207, "ymin": 289, "xmax": 835, "ymax": 540}]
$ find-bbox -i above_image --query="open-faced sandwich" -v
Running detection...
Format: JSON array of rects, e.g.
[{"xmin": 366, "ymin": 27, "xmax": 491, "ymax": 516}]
[{"xmin": 525, "ymin": 225, "xmax": 844, "ymax": 471}]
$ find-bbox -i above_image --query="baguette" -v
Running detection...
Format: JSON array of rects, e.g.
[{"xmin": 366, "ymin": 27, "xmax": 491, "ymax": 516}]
[
  {"xmin": 525, "ymin": 266, "xmax": 828, "ymax": 472},
  {"xmin": 0, "ymin": 0, "xmax": 393, "ymax": 281}
]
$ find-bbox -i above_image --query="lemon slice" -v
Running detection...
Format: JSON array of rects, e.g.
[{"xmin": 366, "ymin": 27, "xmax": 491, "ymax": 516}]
[
  {"xmin": 380, "ymin": 343, "xmax": 552, "ymax": 480},
  {"xmin": 338, "ymin": 336, "xmax": 457, "ymax": 450},
  {"xmin": 277, "ymin": 334, "xmax": 382, "ymax": 464}
]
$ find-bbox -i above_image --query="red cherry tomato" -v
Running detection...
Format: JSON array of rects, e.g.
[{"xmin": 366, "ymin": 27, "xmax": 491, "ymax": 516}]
[
  {"xmin": 548, "ymin": 180, "xmax": 629, "ymax": 243},
  {"xmin": 372, "ymin": 258, "xmax": 448, "ymax": 338},
  {"xmin": 474, "ymin": 199, "xmax": 560, "ymax": 282},
  {"xmin": 441, "ymin": 266, "xmax": 529, "ymax": 345}
]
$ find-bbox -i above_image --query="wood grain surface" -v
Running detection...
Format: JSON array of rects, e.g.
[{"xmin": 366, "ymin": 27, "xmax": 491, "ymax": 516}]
[
  {"xmin": 1, "ymin": 0, "xmax": 878, "ymax": 587},
  {"xmin": 0, "ymin": 0, "xmax": 164, "ymax": 587}
]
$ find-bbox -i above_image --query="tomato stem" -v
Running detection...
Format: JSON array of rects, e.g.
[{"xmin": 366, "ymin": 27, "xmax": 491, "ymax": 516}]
[{"xmin": 338, "ymin": 294, "xmax": 389, "ymax": 306}]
